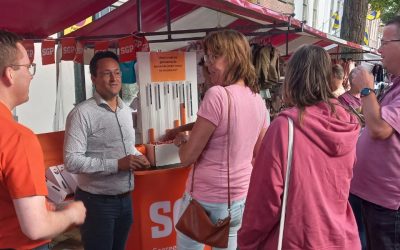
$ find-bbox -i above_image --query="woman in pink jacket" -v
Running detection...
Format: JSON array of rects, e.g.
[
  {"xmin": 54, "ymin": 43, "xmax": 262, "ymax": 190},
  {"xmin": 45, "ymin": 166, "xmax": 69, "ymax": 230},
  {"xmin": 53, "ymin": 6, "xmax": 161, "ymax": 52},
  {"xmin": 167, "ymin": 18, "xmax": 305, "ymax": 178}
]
[{"xmin": 238, "ymin": 45, "xmax": 361, "ymax": 250}]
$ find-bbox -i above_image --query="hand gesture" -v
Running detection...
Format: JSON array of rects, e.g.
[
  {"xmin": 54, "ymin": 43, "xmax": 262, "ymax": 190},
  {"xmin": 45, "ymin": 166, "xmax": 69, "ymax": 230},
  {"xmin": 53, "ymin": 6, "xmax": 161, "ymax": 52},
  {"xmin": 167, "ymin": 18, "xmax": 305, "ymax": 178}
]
[
  {"xmin": 351, "ymin": 66, "xmax": 374, "ymax": 90},
  {"xmin": 173, "ymin": 132, "xmax": 189, "ymax": 147},
  {"xmin": 118, "ymin": 154, "xmax": 151, "ymax": 171},
  {"xmin": 162, "ymin": 128, "xmax": 180, "ymax": 141},
  {"xmin": 64, "ymin": 201, "xmax": 86, "ymax": 226}
]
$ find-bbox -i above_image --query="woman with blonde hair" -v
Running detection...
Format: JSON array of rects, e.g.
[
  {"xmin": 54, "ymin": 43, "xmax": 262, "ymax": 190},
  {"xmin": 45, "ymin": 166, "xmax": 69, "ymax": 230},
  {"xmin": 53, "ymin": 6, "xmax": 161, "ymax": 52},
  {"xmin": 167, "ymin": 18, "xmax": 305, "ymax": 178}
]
[
  {"xmin": 238, "ymin": 45, "xmax": 361, "ymax": 249},
  {"xmin": 173, "ymin": 29, "xmax": 269, "ymax": 249}
]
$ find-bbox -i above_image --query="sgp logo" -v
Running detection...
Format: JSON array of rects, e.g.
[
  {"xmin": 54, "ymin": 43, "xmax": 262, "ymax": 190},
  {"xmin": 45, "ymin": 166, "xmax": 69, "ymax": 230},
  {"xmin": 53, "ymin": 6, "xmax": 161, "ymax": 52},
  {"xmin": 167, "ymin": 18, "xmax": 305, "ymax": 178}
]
[
  {"xmin": 42, "ymin": 48, "xmax": 54, "ymax": 56},
  {"xmin": 120, "ymin": 45, "xmax": 134, "ymax": 55},
  {"xmin": 63, "ymin": 46, "xmax": 75, "ymax": 54},
  {"xmin": 149, "ymin": 199, "xmax": 182, "ymax": 239}
]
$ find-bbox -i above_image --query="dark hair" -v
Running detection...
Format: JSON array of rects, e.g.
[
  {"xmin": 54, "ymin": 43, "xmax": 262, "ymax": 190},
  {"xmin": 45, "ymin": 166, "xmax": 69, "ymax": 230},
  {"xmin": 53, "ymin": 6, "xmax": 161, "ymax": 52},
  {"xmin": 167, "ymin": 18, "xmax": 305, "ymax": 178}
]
[
  {"xmin": 283, "ymin": 45, "xmax": 334, "ymax": 115},
  {"xmin": 332, "ymin": 64, "xmax": 344, "ymax": 80},
  {"xmin": 386, "ymin": 15, "xmax": 400, "ymax": 37},
  {"xmin": 0, "ymin": 30, "xmax": 22, "ymax": 76},
  {"xmin": 89, "ymin": 51, "xmax": 119, "ymax": 76},
  {"xmin": 203, "ymin": 29, "xmax": 259, "ymax": 93}
]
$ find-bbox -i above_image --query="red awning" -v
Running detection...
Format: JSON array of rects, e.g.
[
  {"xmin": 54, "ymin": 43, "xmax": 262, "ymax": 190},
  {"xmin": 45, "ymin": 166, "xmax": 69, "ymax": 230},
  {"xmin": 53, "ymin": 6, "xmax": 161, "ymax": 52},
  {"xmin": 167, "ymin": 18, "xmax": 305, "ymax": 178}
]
[
  {"xmin": 66, "ymin": 0, "xmax": 199, "ymax": 38},
  {"xmin": 0, "ymin": 0, "xmax": 116, "ymax": 38},
  {"xmin": 64, "ymin": 0, "xmax": 379, "ymax": 55},
  {"xmin": 178, "ymin": 0, "xmax": 379, "ymax": 54}
]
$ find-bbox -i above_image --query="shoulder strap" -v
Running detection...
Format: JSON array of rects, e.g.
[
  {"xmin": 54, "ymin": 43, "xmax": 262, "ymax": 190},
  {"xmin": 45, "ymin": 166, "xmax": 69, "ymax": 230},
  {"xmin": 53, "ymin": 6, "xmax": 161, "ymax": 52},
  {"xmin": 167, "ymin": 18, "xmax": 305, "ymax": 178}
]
[
  {"xmin": 277, "ymin": 117, "xmax": 294, "ymax": 250},
  {"xmin": 223, "ymin": 87, "xmax": 231, "ymax": 213},
  {"xmin": 190, "ymin": 87, "xmax": 231, "ymax": 213}
]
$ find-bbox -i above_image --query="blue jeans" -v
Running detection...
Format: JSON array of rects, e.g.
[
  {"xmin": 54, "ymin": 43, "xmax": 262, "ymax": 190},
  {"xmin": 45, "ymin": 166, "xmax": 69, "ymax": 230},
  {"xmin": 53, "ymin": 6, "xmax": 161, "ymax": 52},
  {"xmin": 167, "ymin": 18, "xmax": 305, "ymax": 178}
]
[
  {"xmin": 32, "ymin": 243, "xmax": 50, "ymax": 250},
  {"xmin": 176, "ymin": 192, "xmax": 246, "ymax": 250},
  {"xmin": 75, "ymin": 188, "xmax": 133, "ymax": 250},
  {"xmin": 349, "ymin": 194, "xmax": 367, "ymax": 250},
  {"xmin": 361, "ymin": 198, "xmax": 400, "ymax": 250}
]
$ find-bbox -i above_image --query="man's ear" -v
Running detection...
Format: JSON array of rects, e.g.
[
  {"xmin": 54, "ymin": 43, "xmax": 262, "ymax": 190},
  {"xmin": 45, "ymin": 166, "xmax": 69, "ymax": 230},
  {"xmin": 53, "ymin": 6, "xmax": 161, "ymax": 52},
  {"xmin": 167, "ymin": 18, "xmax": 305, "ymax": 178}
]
[
  {"xmin": 2, "ymin": 66, "xmax": 14, "ymax": 87},
  {"xmin": 91, "ymin": 75, "xmax": 96, "ymax": 89}
]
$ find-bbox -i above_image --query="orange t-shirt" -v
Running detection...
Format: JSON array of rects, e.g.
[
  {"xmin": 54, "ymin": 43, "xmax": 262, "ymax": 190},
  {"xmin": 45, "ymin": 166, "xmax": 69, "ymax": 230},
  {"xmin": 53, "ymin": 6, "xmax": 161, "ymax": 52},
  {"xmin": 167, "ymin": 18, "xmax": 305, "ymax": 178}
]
[{"xmin": 0, "ymin": 102, "xmax": 49, "ymax": 249}]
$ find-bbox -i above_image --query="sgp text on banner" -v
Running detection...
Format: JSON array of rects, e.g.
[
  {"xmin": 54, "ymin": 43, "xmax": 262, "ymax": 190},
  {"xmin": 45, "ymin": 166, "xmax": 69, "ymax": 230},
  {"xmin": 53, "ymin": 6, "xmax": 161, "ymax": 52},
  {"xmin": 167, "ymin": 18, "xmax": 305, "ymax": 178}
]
[
  {"xmin": 119, "ymin": 36, "xmax": 136, "ymax": 62},
  {"xmin": 61, "ymin": 38, "xmax": 76, "ymax": 61},
  {"xmin": 41, "ymin": 40, "xmax": 56, "ymax": 65}
]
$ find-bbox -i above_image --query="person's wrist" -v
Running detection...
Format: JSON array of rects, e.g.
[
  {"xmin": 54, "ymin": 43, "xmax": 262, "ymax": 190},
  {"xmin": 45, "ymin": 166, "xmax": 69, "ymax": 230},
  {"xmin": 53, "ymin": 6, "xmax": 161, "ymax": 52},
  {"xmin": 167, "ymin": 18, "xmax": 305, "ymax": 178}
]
[
  {"xmin": 177, "ymin": 139, "xmax": 187, "ymax": 147},
  {"xmin": 175, "ymin": 137, "xmax": 188, "ymax": 147},
  {"xmin": 360, "ymin": 87, "xmax": 375, "ymax": 98}
]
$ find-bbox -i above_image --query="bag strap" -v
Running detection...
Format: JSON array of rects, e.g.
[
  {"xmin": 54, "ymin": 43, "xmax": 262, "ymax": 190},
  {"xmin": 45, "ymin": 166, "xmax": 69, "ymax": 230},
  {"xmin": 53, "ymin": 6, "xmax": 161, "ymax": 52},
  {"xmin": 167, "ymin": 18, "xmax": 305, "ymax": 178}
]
[
  {"xmin": 224, "ymin": 87, "xmax": 231, "ymax": 212},
  {"xmin": 277, "ymin": 117, "xmax": 294, "ymax": 250},
  {"xmin": 189, "ymin": 87, "xmax": 231, "ymax": 213}
]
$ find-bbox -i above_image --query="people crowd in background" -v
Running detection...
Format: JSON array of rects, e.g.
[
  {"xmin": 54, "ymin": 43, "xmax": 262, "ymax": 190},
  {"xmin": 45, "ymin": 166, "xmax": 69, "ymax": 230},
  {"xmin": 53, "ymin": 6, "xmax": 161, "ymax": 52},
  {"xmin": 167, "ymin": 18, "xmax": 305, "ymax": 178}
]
[{"xmin": 331, "ymin": 63, "xmax": 346, "ymax": 97}]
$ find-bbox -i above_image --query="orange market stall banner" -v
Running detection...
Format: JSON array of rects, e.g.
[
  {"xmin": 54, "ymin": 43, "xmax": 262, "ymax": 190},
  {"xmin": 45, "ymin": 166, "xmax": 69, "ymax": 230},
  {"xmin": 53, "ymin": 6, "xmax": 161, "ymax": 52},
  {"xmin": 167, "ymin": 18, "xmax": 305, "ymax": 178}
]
[
  {"xmin": 41, "ymin": 40, "xmax": 55, "ymax": 65},
  {"xmin": 22, "ymin": 41, "xmax": 34, "ymax": 63},
  {"xmin": 94, "ymin": 40, "xmax": 109, "ymax": 54},
  {"xmin": 126, "ymin": 168, "xmax": 212, "ymax": 250},
  {"xmin": 150, "ymin": 52, "xmax": 186, "ymax": 82},
  {"xmin": 61, "ymin": 38, "xmax": 76, "ymax": 61}
]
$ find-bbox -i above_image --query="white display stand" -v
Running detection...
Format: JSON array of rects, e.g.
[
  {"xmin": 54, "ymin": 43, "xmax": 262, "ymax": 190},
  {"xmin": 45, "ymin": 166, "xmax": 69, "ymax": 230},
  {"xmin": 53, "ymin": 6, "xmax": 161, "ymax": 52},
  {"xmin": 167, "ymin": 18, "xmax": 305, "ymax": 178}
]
[{"xmin": 136, "ymin": 51, "xmax": 198, "ymax": 144}]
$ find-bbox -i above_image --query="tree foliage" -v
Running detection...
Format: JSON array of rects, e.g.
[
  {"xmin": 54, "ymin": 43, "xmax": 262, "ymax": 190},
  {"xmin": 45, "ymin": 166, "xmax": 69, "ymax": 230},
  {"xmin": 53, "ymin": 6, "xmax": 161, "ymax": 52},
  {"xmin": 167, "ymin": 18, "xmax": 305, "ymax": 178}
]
[
  {"xmin": 339, "ymin": 0, "xmax": 399, "ymax": 58},
  {"xmin": 369, "ymin": 0, "xmax": 400, "ymax": 23}
]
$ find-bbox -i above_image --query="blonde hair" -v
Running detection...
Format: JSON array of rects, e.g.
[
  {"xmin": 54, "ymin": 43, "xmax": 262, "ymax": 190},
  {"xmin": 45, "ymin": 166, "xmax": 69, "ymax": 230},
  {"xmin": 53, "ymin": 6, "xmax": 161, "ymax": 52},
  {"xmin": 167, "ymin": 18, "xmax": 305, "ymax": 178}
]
[{"xmin": 203, "ymin": 30, "xmax": 258, "ymax": 93}]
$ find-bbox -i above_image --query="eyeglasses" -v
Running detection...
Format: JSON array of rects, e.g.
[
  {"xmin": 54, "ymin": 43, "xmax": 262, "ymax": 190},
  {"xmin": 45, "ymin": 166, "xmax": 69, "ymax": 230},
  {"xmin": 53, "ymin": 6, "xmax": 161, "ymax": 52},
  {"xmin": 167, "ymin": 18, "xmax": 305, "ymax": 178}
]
[
  {"xmin": 203, "ymin": 54, "xmax": 218, "ymax": 64},
  {"xmin": 8, "ymin": 63, "xmax": 36, "ymax": 76},
  {"xmin": 380, "ymin": 39, "xmax": 400, "ymax": 47}
]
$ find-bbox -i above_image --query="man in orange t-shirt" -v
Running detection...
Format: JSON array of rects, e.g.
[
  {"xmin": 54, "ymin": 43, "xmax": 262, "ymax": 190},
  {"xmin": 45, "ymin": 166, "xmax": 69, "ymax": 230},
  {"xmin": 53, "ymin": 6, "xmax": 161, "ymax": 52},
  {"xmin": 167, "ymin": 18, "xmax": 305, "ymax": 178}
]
[{"xmin": 0, "ymin": 30, "xmax": 86, "ymax": 250}]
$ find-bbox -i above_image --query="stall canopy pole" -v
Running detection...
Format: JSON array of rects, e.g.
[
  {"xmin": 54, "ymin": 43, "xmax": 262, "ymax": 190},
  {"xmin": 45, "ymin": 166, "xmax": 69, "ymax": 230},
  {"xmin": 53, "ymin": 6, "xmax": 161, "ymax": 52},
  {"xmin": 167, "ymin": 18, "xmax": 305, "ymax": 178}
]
[
  {"xmin": 330, "ymin": 51, "xmax": 370, "ymax": 55},
  {"xmin": 284, "ymin": 13, "xmax": 296, "ymax": 56},
  {"xmin": 286, "ymin": 18, "xmax": 290, "ymax": 56},
  {"xmin": 352, "ymin": 59, "xmax": 382, "ymax": 62},
  {"xmin": 137, "ymin": 0, "xmax": 142, "ymax": 33},
  {"xmin": 166, "ymin": 0, "xmax": 172, "ymax": 40},
  {"xmin": 76, "ymin": 24, "xmax": 301, "ymax": 44}
]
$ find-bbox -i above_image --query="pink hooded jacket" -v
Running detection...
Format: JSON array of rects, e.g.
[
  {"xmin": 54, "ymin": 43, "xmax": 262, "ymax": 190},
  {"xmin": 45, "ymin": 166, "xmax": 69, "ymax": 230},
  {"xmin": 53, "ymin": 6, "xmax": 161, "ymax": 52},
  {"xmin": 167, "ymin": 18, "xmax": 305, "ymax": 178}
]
[{"xmin": 238, "ymin": 101, "xmax": 361, "ymax": 250}]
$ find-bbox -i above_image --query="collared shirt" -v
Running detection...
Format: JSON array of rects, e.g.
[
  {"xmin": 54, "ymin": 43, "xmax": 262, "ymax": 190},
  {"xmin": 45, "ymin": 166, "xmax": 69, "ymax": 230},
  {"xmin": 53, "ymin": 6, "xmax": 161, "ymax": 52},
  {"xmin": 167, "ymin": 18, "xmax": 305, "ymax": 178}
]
[
  {"xmin": 0, "ymin": 101, "xmax": 49, "ymax": 249},
  {"xmin": 338, "ymin": 92, "xmax": 361, "ymax": 110},
  {"xmin": 64, "ymin": 91, "xmax": 141, "ymax": 195},
  {"xmin": 351, "ymin": 76, "xmax": 400, "ymax": 210}
]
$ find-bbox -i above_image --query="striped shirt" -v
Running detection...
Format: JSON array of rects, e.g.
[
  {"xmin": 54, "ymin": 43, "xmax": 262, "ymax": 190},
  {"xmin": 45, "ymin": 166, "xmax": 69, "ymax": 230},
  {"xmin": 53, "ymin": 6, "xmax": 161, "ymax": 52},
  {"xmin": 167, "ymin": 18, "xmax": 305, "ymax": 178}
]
[{"xmin": 64, "ymin": 91, "xmax": 141, "ymax": 195}]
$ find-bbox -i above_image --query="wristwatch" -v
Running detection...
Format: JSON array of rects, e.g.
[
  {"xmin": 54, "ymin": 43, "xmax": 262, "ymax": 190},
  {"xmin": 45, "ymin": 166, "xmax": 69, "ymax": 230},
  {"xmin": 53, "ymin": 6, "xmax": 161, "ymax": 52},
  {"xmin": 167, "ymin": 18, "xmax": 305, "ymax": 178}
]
[{"xmin": 360, "ymin": 88, "xmax": 375, "ymax": 97}]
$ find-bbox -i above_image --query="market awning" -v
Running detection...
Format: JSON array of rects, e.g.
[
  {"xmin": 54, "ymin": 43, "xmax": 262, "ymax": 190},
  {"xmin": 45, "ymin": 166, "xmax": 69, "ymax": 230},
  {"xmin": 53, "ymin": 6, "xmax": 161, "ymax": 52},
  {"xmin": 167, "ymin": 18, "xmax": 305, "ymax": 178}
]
[
  {"xmin": 64, "ymin": 0, "xmax": 379, "ymax": 56},
  {"xmin": 0, "ymin": 0, "xmax": 116, "ymax": 39},
  {"xmin": 178, "ymin": 0, "xmax": 380, "ymax": 55}
]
